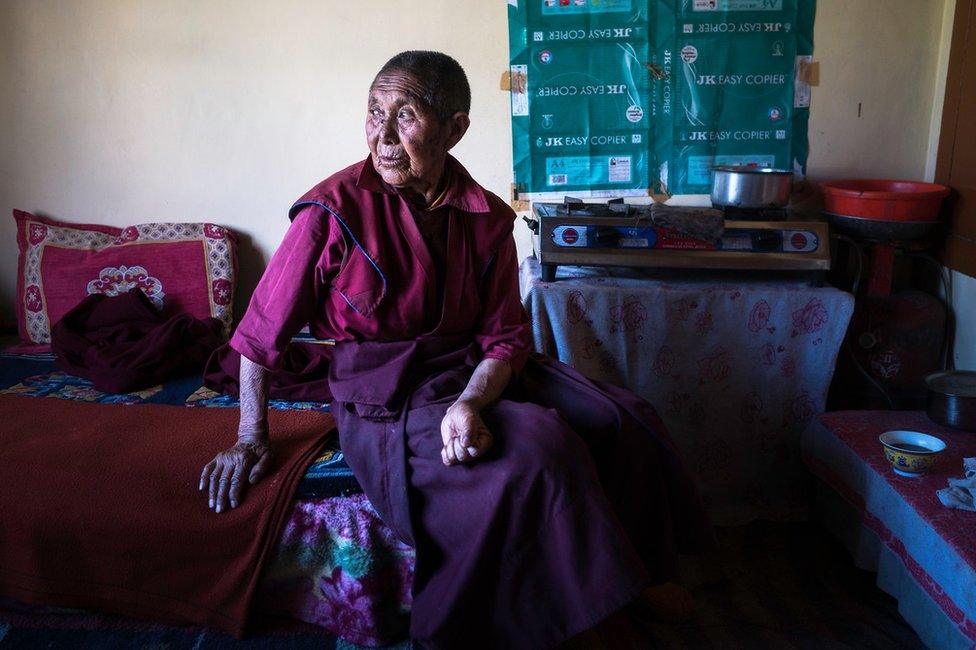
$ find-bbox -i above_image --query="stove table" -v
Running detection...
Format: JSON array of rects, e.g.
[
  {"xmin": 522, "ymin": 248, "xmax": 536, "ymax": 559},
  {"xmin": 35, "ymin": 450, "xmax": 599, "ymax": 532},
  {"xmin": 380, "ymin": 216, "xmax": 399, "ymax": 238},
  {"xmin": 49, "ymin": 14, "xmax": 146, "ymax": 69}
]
[{"xmin": 519, "ymin": 257, "xmax": 855, "ymax": 524}]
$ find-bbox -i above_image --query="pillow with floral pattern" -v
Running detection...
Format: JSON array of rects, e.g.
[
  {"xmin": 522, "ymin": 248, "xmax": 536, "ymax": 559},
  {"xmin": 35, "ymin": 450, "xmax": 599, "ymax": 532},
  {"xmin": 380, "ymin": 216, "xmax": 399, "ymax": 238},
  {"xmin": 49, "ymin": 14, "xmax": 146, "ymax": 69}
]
[{"xmin": 13, "ymin": 210, "xmax": 237, "ymax": 345}]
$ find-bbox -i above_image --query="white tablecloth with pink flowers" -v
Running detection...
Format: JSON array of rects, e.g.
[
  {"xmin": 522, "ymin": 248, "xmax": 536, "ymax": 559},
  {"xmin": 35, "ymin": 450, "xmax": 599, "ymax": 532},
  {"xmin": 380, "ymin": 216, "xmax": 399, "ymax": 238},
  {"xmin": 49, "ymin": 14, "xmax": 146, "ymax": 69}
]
[{"xmin": 520, "ymin": 258, "xmax": 854, "ymax": 525}]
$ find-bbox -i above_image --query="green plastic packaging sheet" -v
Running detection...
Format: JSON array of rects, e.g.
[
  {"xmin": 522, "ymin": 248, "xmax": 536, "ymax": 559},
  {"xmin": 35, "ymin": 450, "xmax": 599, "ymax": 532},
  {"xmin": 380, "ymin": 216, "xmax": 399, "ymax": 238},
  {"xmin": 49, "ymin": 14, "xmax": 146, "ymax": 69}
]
[{"xmin": 507, "ymin": 0, "xmax": 816, "ymax": 198}]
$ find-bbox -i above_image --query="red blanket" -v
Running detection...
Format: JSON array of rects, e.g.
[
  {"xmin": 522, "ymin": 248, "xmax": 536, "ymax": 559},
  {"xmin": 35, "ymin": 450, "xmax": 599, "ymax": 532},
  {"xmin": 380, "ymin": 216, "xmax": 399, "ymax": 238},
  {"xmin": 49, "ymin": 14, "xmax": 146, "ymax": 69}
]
[{"xmin": 0, "ymin": 395, "xmax": 332, "ymax": 636}]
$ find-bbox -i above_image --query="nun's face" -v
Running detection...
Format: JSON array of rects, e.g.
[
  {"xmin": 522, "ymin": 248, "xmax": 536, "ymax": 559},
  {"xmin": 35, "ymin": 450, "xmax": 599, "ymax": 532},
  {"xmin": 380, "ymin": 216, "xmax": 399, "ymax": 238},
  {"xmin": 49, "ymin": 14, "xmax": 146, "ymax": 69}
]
[{"xmin": 365, "ymin": 71, "xmax": 468, "ymax": 200}]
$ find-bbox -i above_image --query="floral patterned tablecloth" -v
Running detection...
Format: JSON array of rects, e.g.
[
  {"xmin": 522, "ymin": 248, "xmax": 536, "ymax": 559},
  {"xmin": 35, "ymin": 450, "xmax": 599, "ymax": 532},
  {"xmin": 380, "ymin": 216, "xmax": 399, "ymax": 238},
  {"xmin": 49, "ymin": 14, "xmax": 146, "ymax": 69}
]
[{"xmin": 520, "ymin": 257, "xmax": 855, "ymax": 524}]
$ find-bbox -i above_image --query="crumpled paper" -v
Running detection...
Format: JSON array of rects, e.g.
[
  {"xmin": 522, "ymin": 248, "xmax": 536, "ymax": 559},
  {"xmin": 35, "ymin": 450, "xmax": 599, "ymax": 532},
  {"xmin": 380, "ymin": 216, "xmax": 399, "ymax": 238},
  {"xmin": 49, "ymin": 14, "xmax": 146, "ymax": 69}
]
[{"xmin": 937, "ymin": 458, "xmax": 976, "ymax": 511}]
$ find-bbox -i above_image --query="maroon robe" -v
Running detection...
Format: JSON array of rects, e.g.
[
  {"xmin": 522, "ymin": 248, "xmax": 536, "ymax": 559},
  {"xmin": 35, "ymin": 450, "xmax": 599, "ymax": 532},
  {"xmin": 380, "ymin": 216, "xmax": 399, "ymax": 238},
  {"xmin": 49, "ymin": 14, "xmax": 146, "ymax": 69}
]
[
  {"xmin": 51, "ymin": 288, "xmax": 225, "ymax": 393},
  {"xmin": 231, "ymin": 156, "xmax": 712, "ymax": 648}
]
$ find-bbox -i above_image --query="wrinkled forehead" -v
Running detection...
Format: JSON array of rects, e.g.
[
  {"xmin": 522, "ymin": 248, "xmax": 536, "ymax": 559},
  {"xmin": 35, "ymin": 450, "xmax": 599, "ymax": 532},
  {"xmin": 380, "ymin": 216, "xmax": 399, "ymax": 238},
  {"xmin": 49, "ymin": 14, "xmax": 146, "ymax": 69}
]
[{"xmin": 369, "ymin": 71, "xmax": 430, "ymax": 107}]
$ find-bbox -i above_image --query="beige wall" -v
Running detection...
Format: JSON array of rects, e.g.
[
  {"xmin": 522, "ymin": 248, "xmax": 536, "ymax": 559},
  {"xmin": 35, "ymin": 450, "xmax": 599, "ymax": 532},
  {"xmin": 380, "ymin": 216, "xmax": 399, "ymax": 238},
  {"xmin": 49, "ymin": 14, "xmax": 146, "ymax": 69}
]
[
  {"xmin": 0, "ymin": 0, "xmax": 515, "ymax": 318},
  {"xmin": 0, "ymin": 0, "xmax": 961, "ymax": 337},
  {"xmin": 806, "ymin": 0, "xmax": 947, "ymax": 182}
]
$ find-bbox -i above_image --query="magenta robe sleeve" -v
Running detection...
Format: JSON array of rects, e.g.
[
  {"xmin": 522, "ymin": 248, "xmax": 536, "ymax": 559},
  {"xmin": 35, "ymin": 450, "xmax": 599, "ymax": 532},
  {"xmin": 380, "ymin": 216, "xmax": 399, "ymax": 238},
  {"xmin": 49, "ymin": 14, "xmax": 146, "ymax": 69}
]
[
  {"xmin": 475, "ymin": 231, "xmax": 532, "ymax": 373},
  {"xmin": 230, "ymin": 207, "xmax": 341, "ymax": 370}
]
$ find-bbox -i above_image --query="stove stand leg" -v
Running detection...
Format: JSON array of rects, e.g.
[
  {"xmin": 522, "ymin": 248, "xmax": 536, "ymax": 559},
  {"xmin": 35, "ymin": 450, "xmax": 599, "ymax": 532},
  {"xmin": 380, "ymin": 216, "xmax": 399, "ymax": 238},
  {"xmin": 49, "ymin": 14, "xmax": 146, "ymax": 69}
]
[{"xmin": 541, "ymin": 264, "xmax": 557, "ymax": 282}]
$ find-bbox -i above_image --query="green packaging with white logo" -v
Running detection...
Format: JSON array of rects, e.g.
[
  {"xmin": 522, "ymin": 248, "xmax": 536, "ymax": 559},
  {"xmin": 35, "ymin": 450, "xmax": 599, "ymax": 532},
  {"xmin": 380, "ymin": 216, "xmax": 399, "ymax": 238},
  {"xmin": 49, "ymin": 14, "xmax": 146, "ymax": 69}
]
[{"xmin": 508, "ymin": 0, "xmax": 815, "ymax": 197}]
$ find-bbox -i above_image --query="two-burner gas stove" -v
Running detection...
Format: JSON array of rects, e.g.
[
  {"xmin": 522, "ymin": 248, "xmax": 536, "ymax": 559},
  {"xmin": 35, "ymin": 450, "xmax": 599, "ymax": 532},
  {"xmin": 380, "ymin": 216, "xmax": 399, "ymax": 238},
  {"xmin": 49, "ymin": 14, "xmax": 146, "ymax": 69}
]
[{"xmin": 527, "ymin": 198, "xmax": 830, "ymax": 282}]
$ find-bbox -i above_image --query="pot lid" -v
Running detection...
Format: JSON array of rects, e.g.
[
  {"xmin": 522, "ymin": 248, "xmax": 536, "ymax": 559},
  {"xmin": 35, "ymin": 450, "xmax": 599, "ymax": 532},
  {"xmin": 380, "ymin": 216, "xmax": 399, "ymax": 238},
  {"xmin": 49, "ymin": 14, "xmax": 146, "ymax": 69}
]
[{"xmin": 925, "ymin": 371, "xmax": 976, "ymax": 397}]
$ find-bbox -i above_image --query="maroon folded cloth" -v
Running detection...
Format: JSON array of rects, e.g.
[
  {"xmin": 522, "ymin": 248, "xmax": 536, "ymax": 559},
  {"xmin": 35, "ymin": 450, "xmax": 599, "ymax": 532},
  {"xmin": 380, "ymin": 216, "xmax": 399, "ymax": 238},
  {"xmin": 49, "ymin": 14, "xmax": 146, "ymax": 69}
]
[
  {"xmin": 51, "ymin": 289, "xmax": 226, "ymax": 393},
  {"xmin": 204, "ymin": 342, "xmax": 333, "ymax": 403},
  {"xmin": 0, "ymin": 395, "xmax": 332, "ymax": 637}
]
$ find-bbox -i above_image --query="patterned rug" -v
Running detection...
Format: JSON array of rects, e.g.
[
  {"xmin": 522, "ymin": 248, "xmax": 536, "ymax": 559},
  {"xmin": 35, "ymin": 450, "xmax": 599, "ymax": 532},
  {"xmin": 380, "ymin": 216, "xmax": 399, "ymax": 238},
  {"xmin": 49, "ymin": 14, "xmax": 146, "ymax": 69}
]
[
  {"xmin": 0, "ymin": 602, "xmax": 409, "ymax": 649},
  {"xmin": 0, "ymin": 521, "xmax": 923, "ymax": 649}
]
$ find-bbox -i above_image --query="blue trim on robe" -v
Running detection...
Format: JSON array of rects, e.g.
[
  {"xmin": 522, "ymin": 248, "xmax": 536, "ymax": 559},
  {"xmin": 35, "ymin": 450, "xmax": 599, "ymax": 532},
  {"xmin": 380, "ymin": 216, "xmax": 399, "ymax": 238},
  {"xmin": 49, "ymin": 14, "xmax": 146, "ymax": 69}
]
[{"xmin": 289, "ymin": 200, "xmax": 388, "ymax": 316}]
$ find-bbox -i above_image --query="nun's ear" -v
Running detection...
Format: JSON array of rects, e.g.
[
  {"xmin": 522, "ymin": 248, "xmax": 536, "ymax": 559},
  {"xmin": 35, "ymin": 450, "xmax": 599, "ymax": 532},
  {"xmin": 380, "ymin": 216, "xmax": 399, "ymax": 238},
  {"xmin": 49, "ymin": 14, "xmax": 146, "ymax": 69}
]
[{"xmin": 446, "ymin": 112, "xmax": 471, "ymax": 150}]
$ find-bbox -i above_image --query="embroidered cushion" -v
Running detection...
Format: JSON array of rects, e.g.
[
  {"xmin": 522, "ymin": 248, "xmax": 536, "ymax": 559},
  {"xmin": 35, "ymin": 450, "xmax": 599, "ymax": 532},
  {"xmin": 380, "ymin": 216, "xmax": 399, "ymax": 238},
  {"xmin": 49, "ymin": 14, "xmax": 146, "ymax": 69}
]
[{"xmin": 13, "ymin": 210, "xmax": 237, "ymax": 345}]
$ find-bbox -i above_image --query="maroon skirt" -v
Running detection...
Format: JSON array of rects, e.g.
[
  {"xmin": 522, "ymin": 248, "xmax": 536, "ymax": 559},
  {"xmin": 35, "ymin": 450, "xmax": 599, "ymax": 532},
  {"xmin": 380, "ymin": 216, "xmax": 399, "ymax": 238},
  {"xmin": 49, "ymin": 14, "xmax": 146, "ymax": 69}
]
[{"xmin": 328, "ymin": 336, "xmax": 713, "ymax": 649}]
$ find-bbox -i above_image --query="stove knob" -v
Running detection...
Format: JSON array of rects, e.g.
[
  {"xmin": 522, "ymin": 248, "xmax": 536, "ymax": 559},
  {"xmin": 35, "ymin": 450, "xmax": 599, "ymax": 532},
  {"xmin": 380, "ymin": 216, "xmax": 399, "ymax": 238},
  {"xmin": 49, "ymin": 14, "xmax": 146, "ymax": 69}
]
[
  {"xmin": 752, "ymin": 231, "xmax": 783, "ymax": 251},
  {"xmin": 595, "ymin": 227, "xmax": 621, "ymax": 246}
]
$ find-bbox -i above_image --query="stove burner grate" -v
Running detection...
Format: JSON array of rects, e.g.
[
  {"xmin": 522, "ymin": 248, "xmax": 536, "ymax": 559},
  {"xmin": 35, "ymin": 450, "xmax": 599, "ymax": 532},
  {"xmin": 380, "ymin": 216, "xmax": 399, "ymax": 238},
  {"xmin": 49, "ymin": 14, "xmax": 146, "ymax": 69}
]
[{"xmin": 556, "ymin": 196, "xmax": 633, "ymax": 217}]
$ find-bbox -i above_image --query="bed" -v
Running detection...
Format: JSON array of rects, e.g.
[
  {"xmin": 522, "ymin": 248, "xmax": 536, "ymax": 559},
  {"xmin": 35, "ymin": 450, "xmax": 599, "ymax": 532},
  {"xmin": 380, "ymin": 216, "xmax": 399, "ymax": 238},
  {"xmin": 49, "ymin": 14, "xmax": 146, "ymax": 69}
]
[
  {"xmin": 801, "ymin": 411, "xmax": 976, "ymax": 650},
  {"xmin": 0, "ymin": 344, "xmax": 414, "ymax": 647}
]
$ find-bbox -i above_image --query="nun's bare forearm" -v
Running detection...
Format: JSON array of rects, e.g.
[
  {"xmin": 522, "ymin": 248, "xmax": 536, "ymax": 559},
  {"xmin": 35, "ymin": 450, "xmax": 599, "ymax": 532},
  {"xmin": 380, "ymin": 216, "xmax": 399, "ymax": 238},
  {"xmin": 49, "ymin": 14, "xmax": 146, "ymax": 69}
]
[
  {"xmin": 440, "ymin": 358, "xmax": 512, "ymax": 466},
  {"xmin": 199, "ymin": 354, "xmax": 273, "ymax": 513},
  {"xmin": 238, "ymin": 355, "xmax": 270, "ymax": 441},
  {"xmin": 453, "ymin": 357, "xmax": 512, "ymax": 412}
]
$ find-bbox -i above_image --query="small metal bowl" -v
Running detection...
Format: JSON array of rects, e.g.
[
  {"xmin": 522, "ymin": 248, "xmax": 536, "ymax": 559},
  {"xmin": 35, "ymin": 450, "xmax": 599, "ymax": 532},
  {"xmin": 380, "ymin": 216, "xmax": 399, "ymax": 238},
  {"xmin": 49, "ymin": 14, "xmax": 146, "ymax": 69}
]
[{"xmin": 925, "ymin": 371, "xmax": 976, "ymax": 432}]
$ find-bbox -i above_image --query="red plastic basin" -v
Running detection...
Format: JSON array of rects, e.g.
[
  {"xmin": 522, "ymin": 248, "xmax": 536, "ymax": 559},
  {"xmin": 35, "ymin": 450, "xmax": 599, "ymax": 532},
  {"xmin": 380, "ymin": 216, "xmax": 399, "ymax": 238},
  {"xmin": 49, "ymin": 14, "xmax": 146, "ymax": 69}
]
[{"xmin": 821, "ymin": 179, "xmax": 949, "ymax": 222}]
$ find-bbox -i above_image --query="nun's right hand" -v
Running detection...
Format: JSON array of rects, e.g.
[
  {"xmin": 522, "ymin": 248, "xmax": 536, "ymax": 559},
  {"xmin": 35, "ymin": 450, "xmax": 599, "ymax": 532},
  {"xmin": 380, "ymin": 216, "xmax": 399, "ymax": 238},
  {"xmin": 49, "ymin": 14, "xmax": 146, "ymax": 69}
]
[{"xmin": 199, "ymin": 434, "xmax": 272, "ymax": 513}]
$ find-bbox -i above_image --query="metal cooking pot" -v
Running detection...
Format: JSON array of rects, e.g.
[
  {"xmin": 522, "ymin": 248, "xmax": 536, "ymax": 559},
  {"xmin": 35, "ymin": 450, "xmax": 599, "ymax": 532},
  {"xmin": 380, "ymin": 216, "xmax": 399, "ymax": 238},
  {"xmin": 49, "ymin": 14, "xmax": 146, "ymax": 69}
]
[
  {"xmin": 711, "ymin": 166, "xmax": 793, "ymax": 209},
  {"xmin": 925, "ymin": 371, "xmax": 976, "ymax": 432}
]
